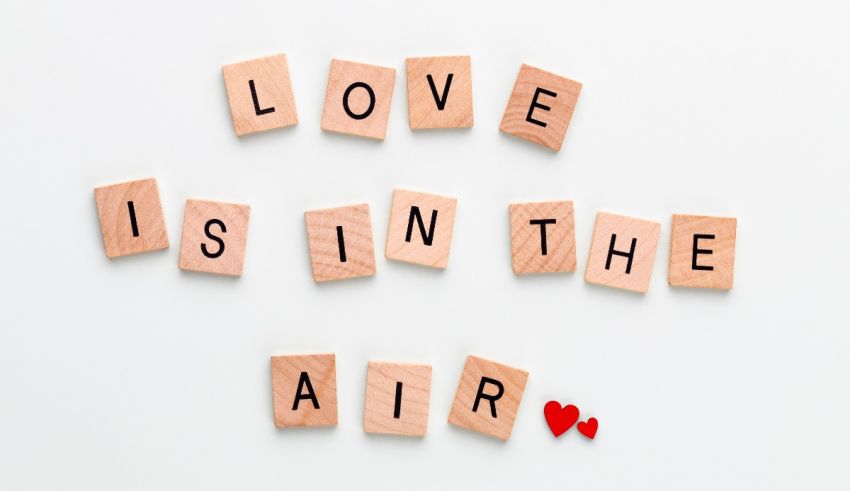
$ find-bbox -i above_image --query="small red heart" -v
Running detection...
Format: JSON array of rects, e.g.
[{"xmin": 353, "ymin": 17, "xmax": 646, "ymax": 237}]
[
  {"xmin": 577, "ymin": 417, "xmax": 598, "ymax": 439},
  {"xmin": 544, "ymin": 401, "xmax": 579, "ymax": 437}
]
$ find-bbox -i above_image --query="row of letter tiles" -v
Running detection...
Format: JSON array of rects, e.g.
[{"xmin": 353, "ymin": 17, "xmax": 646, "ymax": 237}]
[
  {"xmin": 94, "ymin": 178, "xmax": 737, "ymax": 290},
  {"xmin": 222, "ymin": 54, "xmax": 580, "ymax": 151},
  {"xmin": 270, "ymin": 354, "xmax": 527, "ymax": 440}
]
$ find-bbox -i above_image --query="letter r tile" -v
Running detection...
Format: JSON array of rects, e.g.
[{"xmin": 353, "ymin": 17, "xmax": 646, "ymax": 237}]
[
  {"xmin": 499, "ymin": 64, "xmax": 582, "ymax": 151},
  {"xmin": 448, "ymin": 355, "xmax": 528, "ymax": 441}
]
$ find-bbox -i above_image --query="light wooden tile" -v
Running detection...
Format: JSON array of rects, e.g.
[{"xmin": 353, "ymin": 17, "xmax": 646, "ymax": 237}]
[
  {"xmin": 509, "ymin": 200, "xmax": 577, "ymax": 274},
  {"xmin": 448, "ymin": 355, "xmax": 528, "ymax": 441},
  {"xmin": 94, "ymin": 178, "xmax": 169, "ymax": 258},
  {"xmin": 385, "ymin": 189, "xmax": 457, "ymax": 269},
  {"xmin": 271, "ymin": 354, "xmax": 337, "ymax": 428},
  {"xmin": 406, "ymin": 56, "xmax": 473, "ymax": 129},
  {"xmin": 222, "ymin": 54, "xmax": 298, "ymax": 136},
  {"xmin": 178, "ymin": 199, "xmax": 250, "ymax": 276},
  {"xmin": 320, "ymin": 59, "xmax": 396, "ymax": 140},
  {"xmin": 499, "ymin": 64, "xmax": 582, "ymax": 151},
  {"xmin": 668, "ymin": 214, "xmax": 737, "ymax": 289},
  {"xmin": 363, "ymin": 361, "xmax": 432, "ymax": 437},
  {"xmin": 584, "ymin": 212, "xmax": 661, "ymax": 293},
  {"xmin": 305, "ymin": 204, "xmax": 376, "ymax": 282}
]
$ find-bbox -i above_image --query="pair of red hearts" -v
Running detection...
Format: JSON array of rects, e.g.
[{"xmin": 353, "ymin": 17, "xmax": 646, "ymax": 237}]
[{"xmin": 544, "ymin": 401, "xmax": 598, "ymax": 439}]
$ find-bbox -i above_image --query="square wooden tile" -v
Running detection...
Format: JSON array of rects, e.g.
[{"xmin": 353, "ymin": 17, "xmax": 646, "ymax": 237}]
[
  {"xmin": 271, "ymin": 354, "xmax": 337, "ymax": 428},
  {"xmin": 584, "ymin": 212, "xmax": 661, "ymax": 293},
  {"xmin": 509, "ymin": 200, "xmax": 577, "ymax": 274},
  {"xmin": 94, "ymin": 177, "xmax": 169, "ymax": 258},
  {"xmin": 178, "ymin": 199, "xmax": 250, "ymax": 276},
  {"xmin": 499, "ymin": 64, "xmax": 582, "ymax": 151},
  {"xmin": 448, "ymin": 355, "xmax": 528, "ymax": 441},
  {"xmin": 363, "ymin": 361, "xmax": 432, "ymax": 437},
  {"xmin": 385, "ymin": 189, "xmax": 457, "ymax": 269},
  {"xmin": 668, "ymin": 214, "xmax": 737, "ymax": 289},
  {"xmin": 320, "ymin": 59, "xmax": 396, "ymax": 140},
  {"xmin": 222, "ymin": 54, "xmax": 298, "ymax": 136},
  {"xmin": 305, "ymin": 204, "xmax": 376, "ymax": 282},
  {"xmin": 406, "ymin": 56, "xmax": 473, "ymax": 129}
]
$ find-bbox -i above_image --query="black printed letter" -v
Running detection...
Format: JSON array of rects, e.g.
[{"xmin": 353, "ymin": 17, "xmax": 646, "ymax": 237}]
[
  {"xmin": 127, "ymin": 201, "xmax": 139, "ymax": 237},
  {"xmin": 530, "ymin": 218, "xmax": 557, "ymax": 255},
  {"xmin": 342, "ymin": 82, "xmax": 375, "ymax": 120},
  {"xmin": 292, "ymin": 371, "xmax": 320, "ymax": 410},
  {"xmin": 201, "ymin": 219, "xmax": 226, "ymax": 259},
  {"xmin": 336, "ymin": 226, "xmax": 347, "ymax": 263},
  {"xmin": 393, "ymin": 382, "xmax": 403, "ymax": 419},
  {"xmin": 605, "ymin": 234, "xmax": 637, "ymax": 274},
  {"xmin": 526, "ymin": 87, "xmax": 557, "ymax": 128},
  {"xmin": 427, "ymin": 73, "xmax": 453, "ymax": 110},
  {"xmin": 472, "ymin": 377, "xmax": 504, "ymax": 418},
  {"xmin": 692, "ymin": 234, "xmax": 715, "ymax": 271},
  {"xmin": 405, "ymin": 206, "xmax": 438, "ymax": 246},
  {"xmin": 249, "ymin": 80, "xmax": 275, "ymax": 116}
]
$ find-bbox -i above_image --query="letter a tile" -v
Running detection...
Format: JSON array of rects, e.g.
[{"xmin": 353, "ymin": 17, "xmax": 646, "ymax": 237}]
[
  {"xmin": 321, "ymin": 59, "xmax": 396, "ymax": 140},
  {"xmin": 499, "ymin": 64, "xmax": 582, "ymax": 151},
  {"xmin": 668, "ymin": 214, "xmax": 737, "ymax": 289},
  {"xmin": 509, "ymin": 200, "xmax": 577, "ymax": 274},
  {"xmin": 584, "ymin": 212, "xmax": 661, "ymax": 293},
  {"xmin": 94, "ymin": 177, "xmax": 169, "ymax": 258},
  {"xmin": 305, "ymin": 204, "xmax": 376, "ymax": 282},
  {"xmin": 271, "ymin": 354, "xmax": 338, "ymax": 428},
  {"xmin": 364, "ymin": 361, "xmax": 432, "ymax": 437},
  {"xmin": 385, "ymin": 189, "xmax": 457, "ymax": 269},
  {"xmin": 406, "ymin": 55, "xmax": 473, "ymax": 129},
  {"xmin": 448, "ymin": 355, "xmax": 528, "ymax": 441},
  {"xmin": 178, "ymin": 199, "xmax": 250, "ymax": 276},
  {"xmin": 222, "ymin": 54, "xmax": 298, "ymax": 136}
]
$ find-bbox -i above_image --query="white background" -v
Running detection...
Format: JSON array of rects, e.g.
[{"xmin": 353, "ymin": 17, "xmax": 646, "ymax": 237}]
[{"xmin": 1, "ymin": 0, "xmax": 849, "ymax": 489}]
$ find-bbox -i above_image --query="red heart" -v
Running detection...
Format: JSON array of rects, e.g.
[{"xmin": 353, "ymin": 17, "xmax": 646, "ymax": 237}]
[
  {"xmin": 577, "ymin": 417, "xmax": 599, "ymax": 439},
  {"xmin": 544, "ymin": 401, "xmax": 579, "ymax": 437}
]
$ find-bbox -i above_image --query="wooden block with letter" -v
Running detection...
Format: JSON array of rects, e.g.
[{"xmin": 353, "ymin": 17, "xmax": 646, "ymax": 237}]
[
  {"xmin": 321, "ymin": 59, "xmax": 396, "ymax": 140},
  {"xmin": 668, "ymin": 214, "xmax": 737, "ymax": 289},
  {"xmin": 499, "ymin": 64, "xmax": 582, "ymax": 151},
  {"xmin": 305, "ymin": 204, "xmax": 376, "ymax": 282},
  {"xmin": 385, "ymin": 189, "xmax": 457, "ymax": 269},
  {"xmin": 178, "ymin": 199, "xmax": 250, "ymax": 276},
  {"xmin": 94, "ymin": 177, "xmax": 169, "ymax": 258},
  {"xmin": 271, "ymin": 354, "xmax": 338, "ymax": 428},
  {"xmin": 363, "ymin": 361, "xmax": 432, "ymax": 437},
  {"xmin": 406, "ymin": 55, "xmax": 473, "ymax": 129},
  {"xmin": 509, "ymin": 200, "xmax": 577, "ymax": 274},
  {"xmin": 584, "ymin": 212, "xmax": 661, "ymax": 293},
  {"xmin": 448, "ymin": 355, "xmax": 529, "ymax": 441},
  {"xmin": 222, "ymin": 54, "xmax": 298, "ymax": 136}
]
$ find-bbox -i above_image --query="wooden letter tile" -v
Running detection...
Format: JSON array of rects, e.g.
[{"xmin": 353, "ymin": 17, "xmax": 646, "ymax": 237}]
[
  {"xmin": 222, "ymin": 54, "xmax": 298, "ymax": 136},
  {"xmin": 178, "ymin": 199, "xmax": 250, "ymax": 276},
  {"xmin": 320, "ymin": 59, "xmax": 396, "ymax": 140},
  {"xmin": 406, "ymin": 56, "xmax": 473, "ymax": 129},
  {"xmin": 385, "ymin": 189, "xmax": 457, "ymax": 269},
  {"xmin": 499, "ymin": 64, "xmax": 582, "ymax": 151},
  {"xmin": 94, "ymin": 177, "xmax": 169, "ymax": 258},
  {"xmin": 271, "ymin": 354, "xmax": 337, "ymax": 428},
  {"xmin": 668, "ymin": 214, "xmax": 737, "ymax": 289},
  {"xmin": 363, "ymin": 361, "xmax": 432, "ymax": 437},
  {"xmin": 448, "ymin": 355, "xmax": 528, "ymax": 441},
  {"xmin": 509, "ymin": 200, "xmax": 577, "ymax": 274},
  {"xmin": 305, "ymin": 204, "xmax": 376, "ymax": 282},
  {"xmin": 584, "ymin": 212, "xmax": 661, "ymax": 293}
]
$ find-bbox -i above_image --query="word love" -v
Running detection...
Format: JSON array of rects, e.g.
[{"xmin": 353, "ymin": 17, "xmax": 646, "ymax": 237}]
[
  {"xmin": 544, "ymin": 401, "xmax": 598, "ymax": 439},
  {"xmin": 223, "ymin": 54, "xmax": 580, "ymax": 151},
  {"xmin": 272, "ymin": 354, "xmax": 528, "ymax": 440},
  {"xmin": 95, "ymin": 179, "xmax": 738, "ymax": 292}
]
